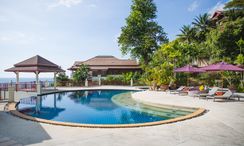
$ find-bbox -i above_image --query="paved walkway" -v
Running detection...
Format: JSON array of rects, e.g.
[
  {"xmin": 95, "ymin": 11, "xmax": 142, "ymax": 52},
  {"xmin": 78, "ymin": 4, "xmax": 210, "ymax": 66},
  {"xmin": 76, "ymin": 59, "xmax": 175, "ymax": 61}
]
[
  {"xmin": 0, "ymin": 134, "xmax": 22, "ymax": 146},
  {"xmin": 0, "ymin": 87, "xmax": 244, "ymax": 146}
]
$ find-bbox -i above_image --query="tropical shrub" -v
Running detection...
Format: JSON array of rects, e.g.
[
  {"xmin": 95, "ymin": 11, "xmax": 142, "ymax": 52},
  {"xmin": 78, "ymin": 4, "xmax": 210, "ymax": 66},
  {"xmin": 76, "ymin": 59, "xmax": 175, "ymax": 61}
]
[
  {"xmin": 142, "ymin": 41, "xmax": 182, "ymax": 89},
  {"xmin": 102, "ymin": 75, "xmax": 128, "ymax": 85},
  {"xmin": 72, "ymin": 64, "xmax": 89, "ymax": 85},
  {"xmin": 235, "ymin": 54, "xmax": 244, "ymax": 65},
  {"xmin": 56, "ymin": 73, "xmax": 69, "ymax": 86}
]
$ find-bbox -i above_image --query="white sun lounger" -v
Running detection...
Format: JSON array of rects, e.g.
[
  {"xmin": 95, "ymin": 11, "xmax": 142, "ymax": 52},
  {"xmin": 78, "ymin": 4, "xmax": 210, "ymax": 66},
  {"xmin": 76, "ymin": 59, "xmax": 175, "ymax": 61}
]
[
  {"xmin": 197, "ymin": 87, "xmax": 219, "ymax": 100},
  {"xmin": 213, "ymin": 90, "xmax": 233, "ymax": 102},
  {"xmin": 231, "ymin": 93, "xmax": 244, "ymax": 101},
  {"xmin": 169, "ymin": 86, "xmax": 185, "ymax": 94}
]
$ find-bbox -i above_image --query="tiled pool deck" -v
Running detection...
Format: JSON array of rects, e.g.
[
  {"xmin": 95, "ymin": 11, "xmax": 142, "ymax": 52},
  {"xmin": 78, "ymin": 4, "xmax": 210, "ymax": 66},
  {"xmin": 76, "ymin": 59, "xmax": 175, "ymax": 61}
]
[{"xmin": 0, "ymin": 86, "xmax": 244, "ymax": 146}]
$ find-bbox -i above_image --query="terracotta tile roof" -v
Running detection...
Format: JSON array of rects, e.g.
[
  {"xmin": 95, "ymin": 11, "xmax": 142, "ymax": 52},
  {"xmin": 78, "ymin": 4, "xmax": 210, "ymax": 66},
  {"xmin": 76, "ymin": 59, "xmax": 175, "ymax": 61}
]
[
  {"xmin": 68, "ymin": 56, "xmax": 140, "ymax": 70},
  {"xmin": 83, "ymin": 56, "xmax": 138, "ymax": 66},
  {"xmin": 5, "ymin": 55, "xmax": 64, "ymax": 73},
  {"xmin": 89, "ymin": 66, "xmax": 141, "ymax": 70},
  {"xmin": 211, "ymin": 10, "xmax": 224, "ymax": 20}
]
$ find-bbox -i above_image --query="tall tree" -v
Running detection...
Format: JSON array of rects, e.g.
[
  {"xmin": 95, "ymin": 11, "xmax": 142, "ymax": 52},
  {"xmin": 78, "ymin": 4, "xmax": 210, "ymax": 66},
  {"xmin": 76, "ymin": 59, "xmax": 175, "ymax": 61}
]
[
  {"xmin": 224, "ymin": 0, "xmax": 244, "ymax": 10},
  {"xmin": 206, "ymin": 17, "xmax": 244, "ymax": 61},
  {"xmin": 224, "ymin": 0, "xmax": 244, "ymax": 21},
  {"xmin": 118, "ymin": 0, "xmax": 168, "ymax": 64}
]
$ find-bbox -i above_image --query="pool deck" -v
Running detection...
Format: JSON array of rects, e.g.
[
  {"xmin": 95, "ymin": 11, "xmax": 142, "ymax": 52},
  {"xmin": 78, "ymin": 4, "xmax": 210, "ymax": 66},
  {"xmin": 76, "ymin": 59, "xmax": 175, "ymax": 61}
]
[{"xmin": 1, "ymin": 86, "xmax": 244, "ymax": 146}]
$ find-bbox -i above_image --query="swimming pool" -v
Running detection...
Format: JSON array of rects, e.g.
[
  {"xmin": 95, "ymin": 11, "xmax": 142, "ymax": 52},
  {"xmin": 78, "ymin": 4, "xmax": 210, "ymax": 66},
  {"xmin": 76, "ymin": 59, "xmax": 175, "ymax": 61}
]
[{"xmin": 16, "ymin": 90, "xmax": 203, "ymax": 127}]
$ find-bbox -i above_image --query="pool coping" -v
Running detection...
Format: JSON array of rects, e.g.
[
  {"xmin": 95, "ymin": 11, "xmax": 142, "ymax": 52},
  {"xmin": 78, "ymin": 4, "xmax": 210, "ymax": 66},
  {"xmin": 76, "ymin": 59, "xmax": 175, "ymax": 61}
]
[
  {"xmin": 40, "ymin": 88, "xmax": 143, "ymax": 96},
  {"xmin": 6, "ymin": 101, "xmax": 205, "ymax": 128}
]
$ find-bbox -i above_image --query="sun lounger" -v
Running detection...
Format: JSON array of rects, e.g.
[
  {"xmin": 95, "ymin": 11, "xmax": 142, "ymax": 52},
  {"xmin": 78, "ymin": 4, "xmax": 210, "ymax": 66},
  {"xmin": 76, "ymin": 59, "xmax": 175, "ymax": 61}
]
[
  {"xmin": 169, "ymin": 86, "xmax": 185, "ymax": 94},
  {"xmin": 197, "ymin": 87, "xmax": 219, "ymax": 100},
  {"xmin": 231, "ymin": 93, "xmax": 244, "ymax": 101},
  {"xmin": 213, "ymin": 90, "xmax": 233, "ymax": 102},
  {"xmin": 178, "ymin": 87, "xmax": 195, "ymax": 96}
]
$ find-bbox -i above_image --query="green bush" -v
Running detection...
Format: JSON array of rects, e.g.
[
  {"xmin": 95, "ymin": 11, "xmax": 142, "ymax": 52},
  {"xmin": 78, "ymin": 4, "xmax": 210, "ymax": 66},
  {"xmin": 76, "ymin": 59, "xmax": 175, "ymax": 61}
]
[
  {"xmin": 101, "ymin": 72, "xmax": 144, "ymax": 86},
  {"xmin": 237, "ymin": 83, "xmax": 244, "ymax": 92},
  {"xmin": 102, "ymin": 75, "xmax": 128, "ymax": 85},
  {"xmin": 72, "ymin": 64, "xmax": 89, "ymax": 86},
  {"xmin": 56, "ymin": 73, "xmax": 69, "ymax": 86}
]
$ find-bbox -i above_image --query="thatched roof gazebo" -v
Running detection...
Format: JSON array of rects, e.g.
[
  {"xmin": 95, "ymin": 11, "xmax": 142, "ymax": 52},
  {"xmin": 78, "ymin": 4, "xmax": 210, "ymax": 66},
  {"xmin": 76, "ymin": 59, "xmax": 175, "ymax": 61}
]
[{"xmin": 5, "ymin": 55, "xmax": 64, "ymax": 89}]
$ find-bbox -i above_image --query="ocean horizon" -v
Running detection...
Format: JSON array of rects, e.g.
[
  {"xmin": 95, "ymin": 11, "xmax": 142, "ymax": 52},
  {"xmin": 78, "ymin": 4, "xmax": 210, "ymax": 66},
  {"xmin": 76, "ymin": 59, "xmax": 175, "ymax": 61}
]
[{"xmin": 0, "ymin": 78, "xmax": 53, "ymax": 83}]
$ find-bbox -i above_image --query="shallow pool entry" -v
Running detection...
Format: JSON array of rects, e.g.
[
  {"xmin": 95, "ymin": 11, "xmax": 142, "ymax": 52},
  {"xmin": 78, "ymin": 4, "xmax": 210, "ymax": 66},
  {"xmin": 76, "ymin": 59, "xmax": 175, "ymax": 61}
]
[{"xmin": 17, "ymin": 90, "xmax": 197, "ymax": 125}]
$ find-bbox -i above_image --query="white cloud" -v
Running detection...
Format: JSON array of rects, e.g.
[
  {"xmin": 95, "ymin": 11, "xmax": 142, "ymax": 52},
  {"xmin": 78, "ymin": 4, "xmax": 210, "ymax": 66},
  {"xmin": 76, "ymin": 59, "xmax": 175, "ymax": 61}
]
[
  {"xmin": 48, "ymin": 0, "xmax": 83, "ymax": 9},
  {"xmin": 208, "ymin": 1, "xmax": 225, "ymax": 16},
  {"xmin": 0, "ymin": 32, "xmax": 44, "ymax": 45},
  {"xmin": 88, "ymin": 4, "xmax": 97, "ymax": 8},
  {"xmin": 187, "ymin": 1, "xmax": 199, "ymax": 12},
  {"xmin": 0, "ymin": 32, "xmax": 25, "ymax": 44},
  {"xmin": 0, "ymin": 36, "xmax": 11, "ymax": 41},
  {"xmin": 0, "ymin": 16, "xmax": 8, "ymax": 22}
]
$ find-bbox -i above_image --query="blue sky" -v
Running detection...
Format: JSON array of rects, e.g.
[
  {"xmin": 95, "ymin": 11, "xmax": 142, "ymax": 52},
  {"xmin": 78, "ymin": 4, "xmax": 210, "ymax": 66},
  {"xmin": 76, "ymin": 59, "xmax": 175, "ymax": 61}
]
[{"xmin": 0, "ymin": 0, "xmax": 229, "ymax": 78}]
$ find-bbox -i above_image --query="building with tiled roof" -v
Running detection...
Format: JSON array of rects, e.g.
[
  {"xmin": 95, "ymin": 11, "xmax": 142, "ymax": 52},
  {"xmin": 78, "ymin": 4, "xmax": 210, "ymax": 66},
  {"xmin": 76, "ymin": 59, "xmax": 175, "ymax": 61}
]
[{"xmin": 68, "ymin": 56, "xmax": 141, "ymax": 76}]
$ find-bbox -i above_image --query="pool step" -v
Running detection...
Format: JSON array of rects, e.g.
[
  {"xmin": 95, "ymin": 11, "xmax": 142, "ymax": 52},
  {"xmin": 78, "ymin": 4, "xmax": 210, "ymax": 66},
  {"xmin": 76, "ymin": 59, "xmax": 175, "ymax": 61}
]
[{"xmin": 112, "ymin": 93, "xmax": 195, "ymax": 119}]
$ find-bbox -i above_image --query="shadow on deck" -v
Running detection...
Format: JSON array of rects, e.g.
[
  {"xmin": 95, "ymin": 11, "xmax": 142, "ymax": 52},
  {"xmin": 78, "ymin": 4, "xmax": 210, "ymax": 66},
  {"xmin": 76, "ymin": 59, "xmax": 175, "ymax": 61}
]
[{"xmin": 0, "ymin": 103, "xmax": 51, "ymax": 145}]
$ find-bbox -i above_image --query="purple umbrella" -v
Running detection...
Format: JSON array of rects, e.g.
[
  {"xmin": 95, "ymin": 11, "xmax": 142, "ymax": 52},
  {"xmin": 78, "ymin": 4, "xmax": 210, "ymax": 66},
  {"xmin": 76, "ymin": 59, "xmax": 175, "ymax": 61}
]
[
  {"xmin": 174, "ymin": 65, "xmax": 206, "ymax": 73},
  {"xmin": 202, "ymin": 61, "xmax": 244, "ymax": 87},
  {"xmin": 174, "ymin": 65, "xmax": 205, "ymax": 86},
  {"xmin": 202, "ymin": 61, "xmax": 244, "ymax": 72}
]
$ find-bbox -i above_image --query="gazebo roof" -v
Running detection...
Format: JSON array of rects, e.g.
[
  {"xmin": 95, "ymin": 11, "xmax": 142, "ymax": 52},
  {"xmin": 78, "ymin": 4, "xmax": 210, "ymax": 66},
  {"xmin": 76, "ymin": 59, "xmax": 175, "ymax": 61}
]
[{"xmin": 5, "ymin": 55, "xmax": 65, "ymax": 73}]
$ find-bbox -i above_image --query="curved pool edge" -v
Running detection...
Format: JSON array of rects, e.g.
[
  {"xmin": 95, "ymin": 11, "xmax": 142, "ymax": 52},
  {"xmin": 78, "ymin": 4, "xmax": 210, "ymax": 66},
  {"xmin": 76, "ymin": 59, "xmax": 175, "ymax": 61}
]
[
  {"xmin": 6, "ymin": 102, "xmax": 206, "ymax": 128},
  {"xmin": 39, "ymin": 87, "xmax": 143, "ymax": 96}
]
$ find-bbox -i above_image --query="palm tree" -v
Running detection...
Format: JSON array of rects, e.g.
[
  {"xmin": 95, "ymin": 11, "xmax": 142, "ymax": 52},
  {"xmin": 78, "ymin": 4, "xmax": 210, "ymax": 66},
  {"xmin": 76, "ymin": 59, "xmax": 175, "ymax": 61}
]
[
  {"xmin": 192, "ymin": 13, "xmax": 211, "ymax": 41},
  {"xmin": 192, "ymin": 13, "xmax": 210, "ymax": 32},
  {"xmin": 177, "ymin": 25, "xmax": 196, "ymax": 43}
]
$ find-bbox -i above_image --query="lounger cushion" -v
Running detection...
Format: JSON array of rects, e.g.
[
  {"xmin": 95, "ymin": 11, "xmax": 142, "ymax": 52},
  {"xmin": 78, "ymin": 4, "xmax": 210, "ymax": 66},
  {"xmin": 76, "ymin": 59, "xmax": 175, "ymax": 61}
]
[{"xmin": 215, "ymin": 91, "xmax": 224, "ymax": 96}]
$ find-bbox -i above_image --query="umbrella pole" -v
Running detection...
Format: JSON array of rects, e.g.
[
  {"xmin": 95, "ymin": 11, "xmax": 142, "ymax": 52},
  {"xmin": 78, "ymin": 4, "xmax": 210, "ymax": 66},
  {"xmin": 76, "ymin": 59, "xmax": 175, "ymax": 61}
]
[
  {"xmin": 241, "ymin": 72, "xmax": 244, "ymax": 87},
  {"xmin": 221, "ymin": 72, "xmax": 224, "ymax": 88},
  {"xmin": 186, "ymin": 74, "xmax": 189, "ymax": 87},
  {"xmin": 222, "ymin": 78, "xmax": 224, "ymax": 88}
]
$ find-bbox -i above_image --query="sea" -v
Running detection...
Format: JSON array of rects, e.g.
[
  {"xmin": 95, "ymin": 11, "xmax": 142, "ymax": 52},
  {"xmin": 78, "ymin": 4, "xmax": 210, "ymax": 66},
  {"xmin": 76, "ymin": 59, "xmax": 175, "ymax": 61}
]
[{"xmin": 0, "ymin": 78, "xmax": 53, "ymax": 83}]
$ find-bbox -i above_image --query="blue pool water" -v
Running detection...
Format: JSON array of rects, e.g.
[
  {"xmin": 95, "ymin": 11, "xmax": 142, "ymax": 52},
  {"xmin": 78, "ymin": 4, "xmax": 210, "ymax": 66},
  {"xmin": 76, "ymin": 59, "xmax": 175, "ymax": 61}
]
[{"xmin": 17, "ymin": 90, "xmax": 195, "ymax": 125}]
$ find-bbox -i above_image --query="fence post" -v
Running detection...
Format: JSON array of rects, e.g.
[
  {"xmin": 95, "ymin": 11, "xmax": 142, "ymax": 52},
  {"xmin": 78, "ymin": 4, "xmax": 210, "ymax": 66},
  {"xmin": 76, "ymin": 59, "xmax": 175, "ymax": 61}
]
[
  {"xmin": 98, "ymin": 75, "xmax": 101, "ymax": 86},
  {"xmin": 130, "ymin": 78, "xmax": 133, "ymax": 86},
  {"xmin": 54, "ymin": 72, "xmax": 57, "ymax": 90},
  {"xmin": 8, "ymin": 84, "xmax": 15, "ymax": 102},
  {"xmin": 85, "ymin": 78, "xmax": 88, "ymax": 87}
]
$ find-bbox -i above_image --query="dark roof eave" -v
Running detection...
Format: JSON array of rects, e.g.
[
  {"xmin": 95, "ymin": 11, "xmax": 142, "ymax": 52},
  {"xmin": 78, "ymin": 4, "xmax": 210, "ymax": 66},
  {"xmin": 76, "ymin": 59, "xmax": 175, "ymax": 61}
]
[{"xmin": 5, "ymin": 67, "xmax": 65, "ymax": 73}]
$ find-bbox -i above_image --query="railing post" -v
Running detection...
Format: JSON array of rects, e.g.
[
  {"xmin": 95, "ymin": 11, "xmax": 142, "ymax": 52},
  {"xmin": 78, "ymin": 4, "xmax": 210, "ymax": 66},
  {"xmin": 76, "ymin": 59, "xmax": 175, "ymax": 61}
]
[
  {"xmin": 98, "ymin": 75, "xmax": 101, "ymax": 86},
  {"xmin": 54, "ymin": 72, "xmax": 57, "ymax": 90},
  {"xmin": 15, "ymin": 83, "xmax": 18, "ymax": 91},
  {"xmin": 8, "ymin": 84, "xmax": 15, "ymax": 103}
]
